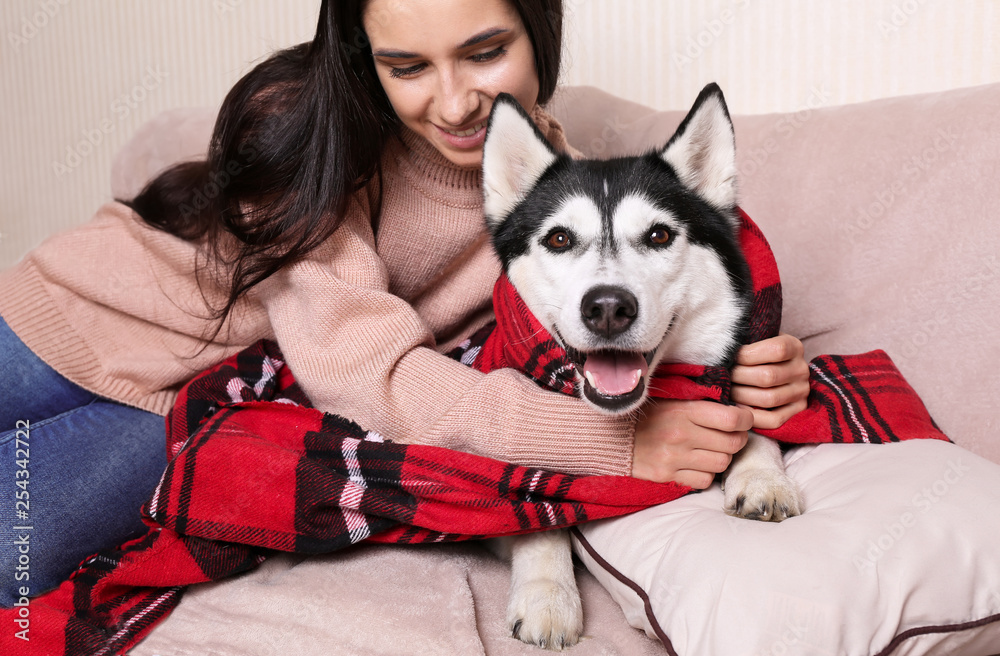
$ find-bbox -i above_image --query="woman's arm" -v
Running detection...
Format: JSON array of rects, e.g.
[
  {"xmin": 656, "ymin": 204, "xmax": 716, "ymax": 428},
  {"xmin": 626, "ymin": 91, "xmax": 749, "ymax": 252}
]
[{"xmin": 255, "ymin": 207, "xmax": 635, "ymax": 478}]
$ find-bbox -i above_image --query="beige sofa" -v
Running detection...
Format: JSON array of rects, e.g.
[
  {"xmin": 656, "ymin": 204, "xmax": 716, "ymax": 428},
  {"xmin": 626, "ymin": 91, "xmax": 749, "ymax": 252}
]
[{"xmin": 116, "ymin": 83, "xmax": 1000, "ymax": 655}]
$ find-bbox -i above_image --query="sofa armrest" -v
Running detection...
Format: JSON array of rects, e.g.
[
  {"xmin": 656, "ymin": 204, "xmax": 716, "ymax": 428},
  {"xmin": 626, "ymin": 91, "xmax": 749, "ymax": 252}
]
[{"xmin": 110, "ymin": 107, "xmax": 216, "ymax": 202}]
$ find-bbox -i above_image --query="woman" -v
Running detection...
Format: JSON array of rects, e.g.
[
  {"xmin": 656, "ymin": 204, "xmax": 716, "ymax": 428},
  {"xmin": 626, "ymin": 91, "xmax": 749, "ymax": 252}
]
[{"xmin": 0, "ymin": 0, "xmax": 808, "ymax": 605}]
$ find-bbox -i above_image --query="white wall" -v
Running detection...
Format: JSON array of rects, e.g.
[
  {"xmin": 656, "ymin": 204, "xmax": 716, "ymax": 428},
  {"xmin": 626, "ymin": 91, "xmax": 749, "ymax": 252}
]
[
  {"xmin": 0, "ymin": 0, "xmax": 321, "ymax": 270},
  {"xmin": 561, "ymin": 0, "xmax": 999, "ymax": 115},
  {"xmin": 2, "ymin": 0, "xmax": 998, "ymax": 270}
]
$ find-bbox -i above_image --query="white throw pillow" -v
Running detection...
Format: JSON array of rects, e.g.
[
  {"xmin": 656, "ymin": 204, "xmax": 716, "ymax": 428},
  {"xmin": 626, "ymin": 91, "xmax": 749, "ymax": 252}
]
[{"xmin": 572, "ymin": 440, "xmax": 1000, "ymax": 656}]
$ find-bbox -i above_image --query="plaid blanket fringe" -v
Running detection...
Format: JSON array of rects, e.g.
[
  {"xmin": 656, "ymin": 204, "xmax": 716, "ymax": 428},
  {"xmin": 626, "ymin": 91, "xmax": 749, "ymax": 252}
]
[{"xmin": 0, "ymin": 210, "xmax": 948, "ymax": 656}]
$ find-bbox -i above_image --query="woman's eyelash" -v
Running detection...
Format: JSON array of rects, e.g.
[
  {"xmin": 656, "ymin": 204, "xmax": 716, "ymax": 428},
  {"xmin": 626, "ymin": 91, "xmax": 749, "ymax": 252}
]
[
  {"xmin": 387, "ymin": 46, "xmax": 508, "ymax": 79},
  {"xmin": 389, "ymin": 64, "xmax": 424, "ymax": 79},
  {"xmin": 470, "ymin": 46, "xmax": 507, "ymax": 63}
]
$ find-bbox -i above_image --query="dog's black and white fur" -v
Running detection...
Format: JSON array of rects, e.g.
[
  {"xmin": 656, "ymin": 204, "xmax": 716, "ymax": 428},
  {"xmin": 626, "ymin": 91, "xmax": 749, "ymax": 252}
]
[{"xmin": 481, "ymin": 84, "xmax": 802, "ymax": 649}]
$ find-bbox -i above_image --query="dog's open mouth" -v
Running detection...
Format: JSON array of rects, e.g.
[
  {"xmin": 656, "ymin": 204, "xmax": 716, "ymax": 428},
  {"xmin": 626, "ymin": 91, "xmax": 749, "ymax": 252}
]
[{"xmin": 566, "ymin": 348, "xmax": 655, "ymax": 413}]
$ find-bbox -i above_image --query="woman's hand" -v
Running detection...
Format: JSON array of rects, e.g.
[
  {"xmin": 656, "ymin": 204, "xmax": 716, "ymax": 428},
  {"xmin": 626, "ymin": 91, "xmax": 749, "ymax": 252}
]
[
  {"xmin": 730, "ymin": 333, "xmax": 810, "ymax": 430},
  {"xmin": 632, "ymin": 399, "xmax": 753, "ymax": 488},
  {"xmin": 631, "ymin": 333, "xmax": 809, "ymax": 486}
]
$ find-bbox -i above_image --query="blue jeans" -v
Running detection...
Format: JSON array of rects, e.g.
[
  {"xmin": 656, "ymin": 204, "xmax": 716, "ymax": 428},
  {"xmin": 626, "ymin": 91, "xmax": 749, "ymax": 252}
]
[{"xmin": 0, "ymin": 316, "xmax": 167, "ymax": 607}]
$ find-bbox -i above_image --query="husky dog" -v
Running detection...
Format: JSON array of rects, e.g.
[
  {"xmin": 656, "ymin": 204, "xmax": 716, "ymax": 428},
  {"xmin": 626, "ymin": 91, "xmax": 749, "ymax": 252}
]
[{"xmin": 481, "ymin": 83, "xmax": 802, "ymax": 649}]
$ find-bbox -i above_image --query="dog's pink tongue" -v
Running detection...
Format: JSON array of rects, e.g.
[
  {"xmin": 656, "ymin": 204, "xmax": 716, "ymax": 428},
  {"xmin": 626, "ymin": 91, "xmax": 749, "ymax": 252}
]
[{"xmin": 582, "ymin": 352, "xmax": 648, "ymax": 396}]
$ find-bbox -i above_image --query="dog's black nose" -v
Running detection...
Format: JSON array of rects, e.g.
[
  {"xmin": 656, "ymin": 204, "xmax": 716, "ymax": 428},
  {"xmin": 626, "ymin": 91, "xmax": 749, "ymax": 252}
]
[{"xmin": 580, "ymin": 286, "xmax": 638, "ymax": 338}]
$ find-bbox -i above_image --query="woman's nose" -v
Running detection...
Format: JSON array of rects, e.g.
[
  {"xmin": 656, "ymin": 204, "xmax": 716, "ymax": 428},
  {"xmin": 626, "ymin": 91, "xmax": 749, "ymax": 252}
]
[{"xmin": 437, "ymin": 69, "xmax": 481, "ymax": 126}]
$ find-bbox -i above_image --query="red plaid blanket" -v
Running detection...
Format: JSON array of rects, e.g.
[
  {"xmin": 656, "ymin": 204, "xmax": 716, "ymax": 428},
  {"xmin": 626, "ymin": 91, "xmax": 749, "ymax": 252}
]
[{"xmin": 0, "ymin": 211, "xmax": 947, "ymax": 656}]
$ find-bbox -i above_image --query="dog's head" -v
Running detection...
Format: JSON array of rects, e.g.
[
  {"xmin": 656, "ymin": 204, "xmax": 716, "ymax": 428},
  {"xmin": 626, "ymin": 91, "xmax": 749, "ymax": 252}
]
[{"xmin": 482, "ymin": 83, "xmax": 751, "ymax": 414}]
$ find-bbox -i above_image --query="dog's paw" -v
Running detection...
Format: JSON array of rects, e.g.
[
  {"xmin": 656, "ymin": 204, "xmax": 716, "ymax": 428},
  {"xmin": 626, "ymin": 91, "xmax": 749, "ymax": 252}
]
[
  {"xmin": 724, "ymin": 467, "xmax": 802, "ymax": 522},
  {"xmin": 508, "ymin": 578, "xmax": 583, "ymax": 651}
]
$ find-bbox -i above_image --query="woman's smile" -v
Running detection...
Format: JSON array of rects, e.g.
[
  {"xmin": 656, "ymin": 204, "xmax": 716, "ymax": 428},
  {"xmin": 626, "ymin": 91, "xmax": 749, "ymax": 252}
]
[{"xmin": 436, "ymin": 119, "xmax": 488, "ymax": 148}]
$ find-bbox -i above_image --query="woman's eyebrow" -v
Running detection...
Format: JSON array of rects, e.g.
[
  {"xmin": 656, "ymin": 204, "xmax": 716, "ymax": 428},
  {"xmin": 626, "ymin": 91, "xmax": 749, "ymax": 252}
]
[
  {"xmin": 372, "ymin": 27, "xmax": 511, "ymax": 59},
  {"xmin": 458, "ymin": 27, "xmax": 510, "ymax": 49}
]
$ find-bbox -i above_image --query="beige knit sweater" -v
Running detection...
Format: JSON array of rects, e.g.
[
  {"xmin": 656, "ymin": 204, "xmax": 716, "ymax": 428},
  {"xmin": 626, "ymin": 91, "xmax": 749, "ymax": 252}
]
[{"xmin": 0, "ymin": 108, "xmax": 634, "ymax": 476}]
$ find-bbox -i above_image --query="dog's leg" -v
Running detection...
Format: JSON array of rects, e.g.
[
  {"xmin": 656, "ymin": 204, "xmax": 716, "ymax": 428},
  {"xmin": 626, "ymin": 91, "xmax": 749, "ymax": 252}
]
[
  {"xmin": 496, "ymin": 530, "xmax": 583, "ymax": 650},
  {"xmin": 723, "ymin": 433, "xmax": 802, "ymax": 522}
]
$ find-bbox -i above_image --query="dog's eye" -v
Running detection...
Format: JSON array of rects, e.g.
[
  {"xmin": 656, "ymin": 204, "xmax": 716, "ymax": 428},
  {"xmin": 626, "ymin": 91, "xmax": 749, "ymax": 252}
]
[
  {"xmin": 648, "ymin": 226, "xmax": 671, "ymax": 246},
  {"xmin": 545, "ymin": 230, "xmax": 572, "ymax": 250}
]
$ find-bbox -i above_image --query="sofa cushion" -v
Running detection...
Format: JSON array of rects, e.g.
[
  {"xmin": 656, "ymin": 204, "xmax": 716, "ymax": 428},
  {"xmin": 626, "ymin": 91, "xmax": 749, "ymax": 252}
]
[{"xmin": 573, "ymin": 439, "xmax": 1000, "ymax": 655}]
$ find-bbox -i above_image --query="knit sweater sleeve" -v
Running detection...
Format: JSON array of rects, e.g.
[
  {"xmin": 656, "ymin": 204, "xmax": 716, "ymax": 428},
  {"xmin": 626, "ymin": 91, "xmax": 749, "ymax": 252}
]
[{"xmin": 255, "ymin": 206, "xmax": 636, "ymax": 477}]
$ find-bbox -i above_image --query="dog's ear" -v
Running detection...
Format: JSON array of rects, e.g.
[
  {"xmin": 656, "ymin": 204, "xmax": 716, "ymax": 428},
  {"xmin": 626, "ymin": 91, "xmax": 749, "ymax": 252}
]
[
  {"xmin": 659, "ymin": 83, "xmax": 738, "ymax": 211},
  {"xmin": 482, "ymin": 93, "xmax": 558, "ymax": 231}
]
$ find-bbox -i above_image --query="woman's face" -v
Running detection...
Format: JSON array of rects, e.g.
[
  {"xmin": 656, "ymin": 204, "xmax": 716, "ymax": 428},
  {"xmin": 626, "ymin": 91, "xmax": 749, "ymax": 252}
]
[{"xmin": 363, "ymin": 0, "xmax": 541, "ymax": 168}]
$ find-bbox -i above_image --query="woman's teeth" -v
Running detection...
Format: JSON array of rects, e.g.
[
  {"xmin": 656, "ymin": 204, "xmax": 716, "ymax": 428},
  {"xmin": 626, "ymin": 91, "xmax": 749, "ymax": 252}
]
[{"xmin": 444, "ymin": 122, "xmax": 485, "ymax": 137}]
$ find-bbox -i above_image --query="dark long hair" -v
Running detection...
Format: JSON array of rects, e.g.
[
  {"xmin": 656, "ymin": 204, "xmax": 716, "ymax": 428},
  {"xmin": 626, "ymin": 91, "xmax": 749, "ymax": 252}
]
[{"xmin": 123, "ymin": 0, "xmax": 563, "ymax": 334}]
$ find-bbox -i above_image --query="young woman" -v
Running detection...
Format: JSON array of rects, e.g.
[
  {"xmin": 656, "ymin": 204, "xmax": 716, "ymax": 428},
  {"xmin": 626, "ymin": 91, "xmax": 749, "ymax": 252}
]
[{"xmin": 0, "ymin": 0, "xmax": 808, "ymax": 605}]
